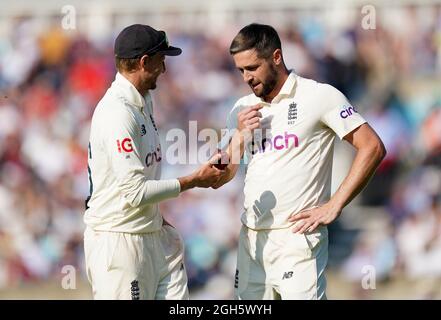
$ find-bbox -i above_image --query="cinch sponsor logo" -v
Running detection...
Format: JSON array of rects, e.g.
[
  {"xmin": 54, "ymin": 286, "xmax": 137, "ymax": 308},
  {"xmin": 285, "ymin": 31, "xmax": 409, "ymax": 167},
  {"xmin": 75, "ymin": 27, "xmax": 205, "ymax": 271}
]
[
  {"xmin": 146, "ymin": 146, "xmax": 162, "ymax": 167},
  {"xmin": 117, "ymin": 138, "xmax": 133, "ymax": 153},
  {"xmin": 251, "ymin": 131, "xmax": 299, "ymax": 155},
  {"xmin": 340, "ymin": 106, "xmax": 358, "ymax": 119}
]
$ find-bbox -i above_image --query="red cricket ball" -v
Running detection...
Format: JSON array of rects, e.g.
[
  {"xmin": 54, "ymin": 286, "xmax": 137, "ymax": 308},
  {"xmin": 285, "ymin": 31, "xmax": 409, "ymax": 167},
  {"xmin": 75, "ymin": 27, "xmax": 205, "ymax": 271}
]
[{"xmin": 213, "ymin": 150, "xmax": 229, "ymax": 170}]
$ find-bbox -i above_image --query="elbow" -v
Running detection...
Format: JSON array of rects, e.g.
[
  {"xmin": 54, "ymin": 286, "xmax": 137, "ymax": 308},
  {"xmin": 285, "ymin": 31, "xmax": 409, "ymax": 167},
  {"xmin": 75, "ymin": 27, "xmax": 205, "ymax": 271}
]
[
  {"xmin": 118, "ymin": 177, "xmax": 144, "ymax": 208},
  {"xmin": 374, "ymin": 139, "xmax": 387, "ymax": 163},
  {"xmin": 122, "ymin": 191, "xmax": 142, "ymax": 208}
]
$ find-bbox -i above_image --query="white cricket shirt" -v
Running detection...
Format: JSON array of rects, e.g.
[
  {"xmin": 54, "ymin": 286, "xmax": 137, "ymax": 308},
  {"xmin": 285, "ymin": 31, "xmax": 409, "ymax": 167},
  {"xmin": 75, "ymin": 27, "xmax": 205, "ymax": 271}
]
[
  {"xmin": 84, "ymin": 73, "xmax": 181, "ymax": 233},
  {"xmin": 223, "ymin": 72, "xmax": 366, "ymax": 230}
]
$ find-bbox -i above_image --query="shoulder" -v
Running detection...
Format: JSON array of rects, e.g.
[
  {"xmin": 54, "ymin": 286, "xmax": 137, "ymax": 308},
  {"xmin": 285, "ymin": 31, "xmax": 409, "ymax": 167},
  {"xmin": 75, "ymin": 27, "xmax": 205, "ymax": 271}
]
[
  {"xmin": 295, "ymin": 75, "xmax": 341, "ymax": 96},
  {"xmin": 229, "ymin": 93, "xmax": 259, "ymax": 116},
  {"xmin": 315, "ymin": 82, "xmax": 345, "ymax": 99},
  {"xmin": 296, "ymin": 76, "xmax": 349, "ymax": 110},
  {"xmin": 93, "ymin": 92, "xmax": 137, "ymax": 129}
]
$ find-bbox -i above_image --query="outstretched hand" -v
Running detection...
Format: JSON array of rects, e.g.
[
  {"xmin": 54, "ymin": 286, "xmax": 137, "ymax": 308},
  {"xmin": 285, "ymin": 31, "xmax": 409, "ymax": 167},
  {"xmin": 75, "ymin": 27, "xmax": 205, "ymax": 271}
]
[{"xmin": 193, "ymin": 153, "xmax": 227, "ymax": 188}]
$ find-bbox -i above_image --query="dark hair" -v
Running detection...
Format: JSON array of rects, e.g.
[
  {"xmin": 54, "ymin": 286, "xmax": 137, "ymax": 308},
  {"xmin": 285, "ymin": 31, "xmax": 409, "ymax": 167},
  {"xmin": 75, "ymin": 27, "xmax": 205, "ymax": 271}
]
[
  {"xmin": 229, "ymin": 23, "xmax": 282, "ymax": 59},
  {"xmin": 115, "ymin": 56, "xmax": 141, "ymax": 73}
]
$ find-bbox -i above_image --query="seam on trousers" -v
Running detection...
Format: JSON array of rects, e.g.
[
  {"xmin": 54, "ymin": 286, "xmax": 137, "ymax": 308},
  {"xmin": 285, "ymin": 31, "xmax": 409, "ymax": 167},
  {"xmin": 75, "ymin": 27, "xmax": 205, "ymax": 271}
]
[{"xmin": 314, "ymin": 252, "xmax": 318, "ymax": 300}]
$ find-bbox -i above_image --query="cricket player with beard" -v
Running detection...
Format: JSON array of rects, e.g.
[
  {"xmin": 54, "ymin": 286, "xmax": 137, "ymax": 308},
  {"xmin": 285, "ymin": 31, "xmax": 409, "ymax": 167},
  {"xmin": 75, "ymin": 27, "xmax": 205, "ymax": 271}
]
[{"xmin": 213, "ymin": 23, "xmax": 386, "ymax": 299}]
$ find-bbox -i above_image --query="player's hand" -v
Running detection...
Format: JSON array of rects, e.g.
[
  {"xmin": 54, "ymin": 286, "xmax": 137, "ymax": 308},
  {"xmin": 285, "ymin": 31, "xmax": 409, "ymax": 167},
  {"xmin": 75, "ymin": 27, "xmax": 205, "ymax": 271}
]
[
  {"xmin": 237, "ymin": 104, "xmax": 263, "ymax": 138},
  {"xmin": 210, "ymin": 150, "xmax": 230, "ymax": 170},
  {"xmin": 193, "ymin": 153, "xmax": 227, "ymax": 188},
  {"xmin": 288, "ymin": 204, "xmax": 342, "ymax": 234}
]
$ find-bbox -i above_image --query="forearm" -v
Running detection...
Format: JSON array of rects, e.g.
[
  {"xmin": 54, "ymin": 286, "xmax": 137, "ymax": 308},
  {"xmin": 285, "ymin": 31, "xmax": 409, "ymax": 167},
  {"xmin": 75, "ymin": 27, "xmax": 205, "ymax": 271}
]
[
  {"xmin": 329, "ymin": 143, "xmax": 386, "ymax": 211},
  {"xmin": 141, "ymin": 178, "xmax": 181, "ymax": 204},
  {"xmin": 228, "ymin": 130, "xmax": 247, "ymax": 167},
  {"xmin": 178, "ymin": 174, "xmax": 197, "ymax": 192},
  {"xmin": 118, "ymin": 173, "xmax": 181, "ymax": 207}
]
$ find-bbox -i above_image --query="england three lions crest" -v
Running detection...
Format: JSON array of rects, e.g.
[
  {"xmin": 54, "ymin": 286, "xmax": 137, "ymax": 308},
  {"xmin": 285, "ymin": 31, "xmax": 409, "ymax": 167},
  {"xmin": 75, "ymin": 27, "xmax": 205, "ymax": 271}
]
[{"xmin": 288, "ymin": 102, "xmax": 297, "ymax": 125}]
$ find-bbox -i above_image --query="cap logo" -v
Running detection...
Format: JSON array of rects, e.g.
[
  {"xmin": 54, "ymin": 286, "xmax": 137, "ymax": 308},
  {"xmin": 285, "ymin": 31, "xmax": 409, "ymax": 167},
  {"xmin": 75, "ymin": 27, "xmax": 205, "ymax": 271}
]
[{"xmin": 164, "ymin": 33, "xmax": 169, "ymax": 47}]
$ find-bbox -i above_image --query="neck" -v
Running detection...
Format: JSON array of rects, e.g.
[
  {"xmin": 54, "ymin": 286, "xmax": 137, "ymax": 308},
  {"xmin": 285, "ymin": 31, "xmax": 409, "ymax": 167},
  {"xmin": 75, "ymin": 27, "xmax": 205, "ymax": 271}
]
[
  {"xmin": 120, "ymin": 71, "xmax": 148, "ymax": 96},
  {"xmin": 263, "ymin": 68, "xmax": 289, "ymax": 103}
]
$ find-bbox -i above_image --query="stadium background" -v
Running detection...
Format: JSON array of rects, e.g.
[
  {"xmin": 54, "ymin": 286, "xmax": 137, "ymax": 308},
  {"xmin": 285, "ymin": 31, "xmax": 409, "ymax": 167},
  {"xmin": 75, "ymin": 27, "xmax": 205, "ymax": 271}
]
[{"xmin": 0, "ymin": 0, "xmax": 440, "ymax": 299}]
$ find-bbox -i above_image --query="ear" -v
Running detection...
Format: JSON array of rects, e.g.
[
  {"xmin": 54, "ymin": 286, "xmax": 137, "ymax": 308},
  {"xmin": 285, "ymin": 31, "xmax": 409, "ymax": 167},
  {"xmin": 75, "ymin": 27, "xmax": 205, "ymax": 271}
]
[
  {"xmin": 139, "ymin": 54, "xmax": 149, "ymax": 70},
  {"xmin": 273, "ymin": 49, "xmax": 283, "ymax": 66}
]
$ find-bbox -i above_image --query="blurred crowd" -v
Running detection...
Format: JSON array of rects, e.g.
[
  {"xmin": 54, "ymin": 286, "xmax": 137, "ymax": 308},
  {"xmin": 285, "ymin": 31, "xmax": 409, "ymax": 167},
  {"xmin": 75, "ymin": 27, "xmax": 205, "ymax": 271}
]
[{"xmin": 0, "ymin": 4, "xmax": 441, "ymax": 299}]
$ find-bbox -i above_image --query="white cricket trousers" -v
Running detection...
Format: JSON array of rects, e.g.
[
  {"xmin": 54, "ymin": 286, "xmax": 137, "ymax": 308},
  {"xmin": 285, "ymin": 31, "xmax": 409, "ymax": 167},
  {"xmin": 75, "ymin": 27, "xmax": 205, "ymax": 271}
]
[
  {"xmin": 235, "ymin": 224, "xmax": 328, "ymax": 300},
  {"xmin": 84, "ymin": 225, "xmax": 189, "ymax": 300}
]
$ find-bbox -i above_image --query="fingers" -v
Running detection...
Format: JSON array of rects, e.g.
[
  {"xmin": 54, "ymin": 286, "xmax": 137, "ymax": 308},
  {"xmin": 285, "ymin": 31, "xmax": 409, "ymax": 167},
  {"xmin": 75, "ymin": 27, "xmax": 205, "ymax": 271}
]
[
  {"xmin": 208, "ymin": 153, "xmax": 222, "ymax": 166},
  {"xmin": 238, "ymin": 113, "xmax": 262, "ymax": 127},
  {"xmin": 238, "ymin": 105, "xmax": 263, "ymax": 119},
  {"xmin": 246, "ymin": 116, "xmax": 261, "ymax": 125},
  {"xmin": 292, "ymin": 220, "xmax": 307, "ymax": 233},
  {"xmin": 289, "ymin": 209, "xmax": 320, "ymax": 233},
  {"xmin": 288, "ymin": 211, "xmax": 310, "ymax": 222},
  {"xmin": 298, "ymin": 220, "xmax": 313, "ymax": 234},
  {"xmin": 239, "ymin": 104, "xmax": 263, "ymax": 113},
  {"xmin": 292, "ymin": 218, "xmax": 320, "ymax": 234},
  {"xmin": 215, "ymin": 150, "xmax": 230, "ymax": 168},
  {"xmin": 237, "ymin": 105, "xmax": 265, "ymax": 134},
  {"xmin": 244, "ymin": 118, "xmax": 260, "ymax": 130},
  {"xmin": 243, "ymin": 111, "xmax": 262, "ymax": 120},
  {"xmin": 251, "ymin": 104, "xmax": 264, "ymax": 111},
  {"xmin": 308, "ymin": 221, "xmax": 320, "ymax": 233}
]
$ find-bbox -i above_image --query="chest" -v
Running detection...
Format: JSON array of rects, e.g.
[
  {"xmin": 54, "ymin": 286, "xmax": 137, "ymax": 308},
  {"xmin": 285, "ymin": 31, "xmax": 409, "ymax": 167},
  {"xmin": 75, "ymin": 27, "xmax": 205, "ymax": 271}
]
[
  {"xmin": 255, "ymin": 97, "xmax": 320, "ymax": 147},
  {"xmin": 135, "ymin": 108, "xmax": 162, "ymax": 168}
]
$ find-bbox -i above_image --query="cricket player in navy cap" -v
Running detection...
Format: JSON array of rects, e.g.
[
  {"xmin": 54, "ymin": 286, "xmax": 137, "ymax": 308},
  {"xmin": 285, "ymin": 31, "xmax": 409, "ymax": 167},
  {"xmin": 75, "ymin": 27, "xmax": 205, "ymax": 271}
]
[{"xmin": 84, "ymin": 24, "xmax": 226, "ymax": 300}]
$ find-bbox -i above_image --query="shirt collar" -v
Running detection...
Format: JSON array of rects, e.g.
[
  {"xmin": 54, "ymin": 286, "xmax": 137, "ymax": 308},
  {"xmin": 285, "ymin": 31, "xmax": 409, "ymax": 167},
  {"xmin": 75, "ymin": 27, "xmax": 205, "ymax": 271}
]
[
  {"xmin": 113, "ymin": 72, "xmax": 149, "ymax": 109},
  {"xmin": 259, "ymin": 70, "xmax": 297, "ymax": 105},
  {"xmin": 271, "ymin": 70, "xmax": 297, "ymax": 103},
  {"xmin": 279, "ymin": 71, "xmax": 297, "ymax": 96}
]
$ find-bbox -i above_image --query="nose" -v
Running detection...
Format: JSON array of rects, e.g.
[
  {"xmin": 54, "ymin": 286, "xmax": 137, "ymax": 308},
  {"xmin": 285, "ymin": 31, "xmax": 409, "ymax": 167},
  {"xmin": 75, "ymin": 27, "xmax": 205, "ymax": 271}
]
[{"xmin": 243, "ymin": 70, "xmax": 252, "ymax": 83}]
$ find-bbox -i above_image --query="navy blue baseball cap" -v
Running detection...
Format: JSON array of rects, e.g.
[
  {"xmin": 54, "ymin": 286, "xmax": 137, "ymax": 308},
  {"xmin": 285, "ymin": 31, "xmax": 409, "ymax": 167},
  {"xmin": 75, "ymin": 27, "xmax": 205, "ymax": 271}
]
[{"xmin": 114, "ymin": 24, "xmax": 182, "ymax": 58}]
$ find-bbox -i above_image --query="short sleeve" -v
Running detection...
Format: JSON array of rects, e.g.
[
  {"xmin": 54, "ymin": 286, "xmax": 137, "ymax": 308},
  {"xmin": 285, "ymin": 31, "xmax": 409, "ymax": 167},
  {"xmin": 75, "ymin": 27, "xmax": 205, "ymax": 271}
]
[
  {"xmin": 218, "ymin": 102, "xmax": 241, "ymax": 151},
  {"xmin": 101, "ymin": 105, "xmax": 145, "ymax": 178},
  {"xmin": 99, "ymin": 104, "xmax": 180, "ymax": 207},
  {"xmin": 319, "ymin": 84, "xmax": 367, "ymax": 139}
]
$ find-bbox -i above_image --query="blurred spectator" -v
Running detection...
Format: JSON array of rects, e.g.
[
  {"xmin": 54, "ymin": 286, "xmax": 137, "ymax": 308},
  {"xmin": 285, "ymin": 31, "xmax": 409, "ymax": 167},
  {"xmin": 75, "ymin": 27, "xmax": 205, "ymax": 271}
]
[{"xmin": 0, "ymin": 3, "xmax": 440, "ymax": 299}]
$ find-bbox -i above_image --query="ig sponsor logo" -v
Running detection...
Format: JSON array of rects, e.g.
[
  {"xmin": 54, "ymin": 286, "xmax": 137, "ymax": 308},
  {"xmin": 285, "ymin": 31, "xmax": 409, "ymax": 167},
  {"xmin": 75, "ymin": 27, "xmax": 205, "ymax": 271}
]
[{"xmin": 117, "ymin": 138, "xmax": 134, "ymax": 153}]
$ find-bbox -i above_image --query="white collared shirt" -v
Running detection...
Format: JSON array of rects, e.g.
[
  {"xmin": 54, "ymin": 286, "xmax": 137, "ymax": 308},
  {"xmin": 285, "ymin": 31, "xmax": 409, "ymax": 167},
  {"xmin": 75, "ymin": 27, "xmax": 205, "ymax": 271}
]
[
  {"xmin": 223, "ymin": 72, "xmax": 366, "ymax": 230},
  {"xmin": 84, "ymin": 73, "xmax": 181, "ymax": 233}
]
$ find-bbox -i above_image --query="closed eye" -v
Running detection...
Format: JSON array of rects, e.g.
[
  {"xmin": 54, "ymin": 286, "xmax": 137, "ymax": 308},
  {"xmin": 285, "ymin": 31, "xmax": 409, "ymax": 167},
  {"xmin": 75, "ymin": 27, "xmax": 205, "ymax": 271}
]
[
  {"xmin": 238, "ymin": 65, "xmax": 259, "ymax": 73},
  {"xmin": 246, "ymin": 65, "xmax": 258, "ymax": 71}
]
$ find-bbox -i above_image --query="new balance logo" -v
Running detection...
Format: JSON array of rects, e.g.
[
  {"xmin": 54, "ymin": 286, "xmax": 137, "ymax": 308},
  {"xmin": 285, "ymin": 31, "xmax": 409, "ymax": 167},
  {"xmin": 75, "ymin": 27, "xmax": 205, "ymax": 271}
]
[
  {"xmin": 234, "ymin": 269, "xmax": 239, "ymax": 289},
  {"xmin": 282, "ymin": 271, "xmax": 293, "ymax": 280}
]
